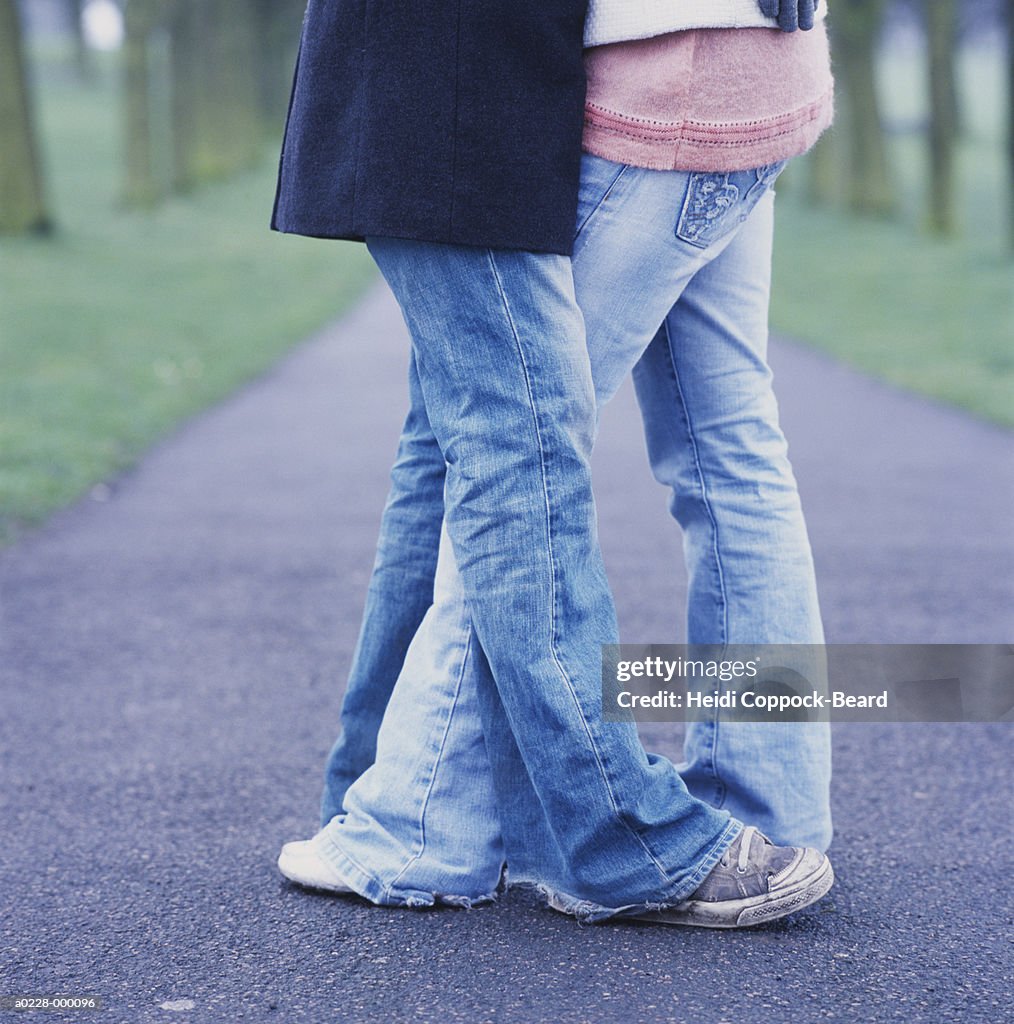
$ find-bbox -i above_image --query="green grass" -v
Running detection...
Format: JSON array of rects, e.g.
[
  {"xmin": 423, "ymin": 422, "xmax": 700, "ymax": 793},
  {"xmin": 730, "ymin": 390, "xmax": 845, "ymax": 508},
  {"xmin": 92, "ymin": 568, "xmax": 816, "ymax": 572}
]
[
  {"xmin": 770, "ymin": 43, "xmax": 1013, "ymax": 426},
  {"xmin": 0, "ymin": 55, "xmax": 376, "ymax": 543}
]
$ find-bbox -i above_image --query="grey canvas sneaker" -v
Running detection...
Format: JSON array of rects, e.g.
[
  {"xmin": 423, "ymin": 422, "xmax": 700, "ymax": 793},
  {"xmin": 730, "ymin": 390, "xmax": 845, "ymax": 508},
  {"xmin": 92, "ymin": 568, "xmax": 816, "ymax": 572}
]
[{"xmin": 632, "ymin": 825, "xmax": 834, "ymax": 929}]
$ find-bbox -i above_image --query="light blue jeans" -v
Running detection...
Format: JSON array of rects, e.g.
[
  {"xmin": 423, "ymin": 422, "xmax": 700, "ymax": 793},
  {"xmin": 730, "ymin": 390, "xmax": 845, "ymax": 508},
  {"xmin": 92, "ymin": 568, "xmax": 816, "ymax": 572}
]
[{"xmin": 313, "ymin": 155, "xmax": 832, "ymax": 915}]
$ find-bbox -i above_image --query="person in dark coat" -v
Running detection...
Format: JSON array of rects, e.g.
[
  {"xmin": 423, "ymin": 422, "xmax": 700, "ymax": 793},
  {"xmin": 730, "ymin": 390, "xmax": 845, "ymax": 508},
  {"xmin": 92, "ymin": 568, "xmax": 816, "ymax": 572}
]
[
  {"xmin": 274, "ymin": 0, "xmax": 836, "ymax": 927},
  {"xmin": 272, "ymin": 0, "xmax": 589, "ymax": 254}
]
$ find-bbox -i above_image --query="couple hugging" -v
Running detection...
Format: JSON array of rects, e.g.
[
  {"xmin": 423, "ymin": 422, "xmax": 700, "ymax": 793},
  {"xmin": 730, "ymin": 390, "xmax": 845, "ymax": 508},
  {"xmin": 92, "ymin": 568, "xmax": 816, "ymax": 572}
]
[{"xmin": 271, "ymin": 0, "xmax": 834, "ymax": 928}]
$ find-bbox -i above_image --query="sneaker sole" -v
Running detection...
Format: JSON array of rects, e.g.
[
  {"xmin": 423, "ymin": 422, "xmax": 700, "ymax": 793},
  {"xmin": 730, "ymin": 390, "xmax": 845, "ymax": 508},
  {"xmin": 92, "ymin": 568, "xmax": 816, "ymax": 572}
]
[{"xmin": 635, "ymin": 854, "xmax": 834, "ymax": 929}]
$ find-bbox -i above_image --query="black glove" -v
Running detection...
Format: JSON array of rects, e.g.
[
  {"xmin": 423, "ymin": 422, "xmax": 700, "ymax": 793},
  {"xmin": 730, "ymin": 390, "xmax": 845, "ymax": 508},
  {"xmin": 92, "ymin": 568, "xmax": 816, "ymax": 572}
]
[{"xmin": 758, "ymin": 0, "xmax": 819, "ymax": 32}]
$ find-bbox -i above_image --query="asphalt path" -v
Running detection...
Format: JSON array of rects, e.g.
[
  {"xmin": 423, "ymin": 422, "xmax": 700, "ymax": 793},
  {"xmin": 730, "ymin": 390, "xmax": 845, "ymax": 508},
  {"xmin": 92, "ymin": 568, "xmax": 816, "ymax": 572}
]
[{"xmin": 2, "ymin": 281, "xmax": 1011, "ymax": 1023}]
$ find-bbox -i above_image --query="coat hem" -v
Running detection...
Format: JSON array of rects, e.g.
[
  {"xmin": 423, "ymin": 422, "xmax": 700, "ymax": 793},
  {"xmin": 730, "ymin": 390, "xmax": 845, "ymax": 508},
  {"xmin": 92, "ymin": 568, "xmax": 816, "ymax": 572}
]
[{"xmin": 270, "ymin": 220, "xmax": 574, "ymax": 257}]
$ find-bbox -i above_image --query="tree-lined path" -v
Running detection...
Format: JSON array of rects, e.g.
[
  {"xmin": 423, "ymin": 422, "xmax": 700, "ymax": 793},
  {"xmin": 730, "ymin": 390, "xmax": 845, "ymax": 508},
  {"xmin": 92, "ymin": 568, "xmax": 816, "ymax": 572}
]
[{"xmin": 1, "ymin": 284, "xmax": 1011, "ymax": 1023}]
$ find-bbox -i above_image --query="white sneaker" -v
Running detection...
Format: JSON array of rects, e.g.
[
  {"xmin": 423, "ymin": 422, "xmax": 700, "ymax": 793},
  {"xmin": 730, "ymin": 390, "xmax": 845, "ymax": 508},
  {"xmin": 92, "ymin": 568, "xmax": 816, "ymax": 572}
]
[{"xmin": 277, "ymin": 839, "xmax": 354, "ymax": 894}]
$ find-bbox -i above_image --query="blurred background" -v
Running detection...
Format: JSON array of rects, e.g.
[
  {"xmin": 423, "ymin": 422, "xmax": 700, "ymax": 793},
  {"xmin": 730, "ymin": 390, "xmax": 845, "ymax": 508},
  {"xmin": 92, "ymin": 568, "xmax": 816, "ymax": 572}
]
[{"xmin": 1, "ymin": 0, "xmax": 1011, "ymax": 545}]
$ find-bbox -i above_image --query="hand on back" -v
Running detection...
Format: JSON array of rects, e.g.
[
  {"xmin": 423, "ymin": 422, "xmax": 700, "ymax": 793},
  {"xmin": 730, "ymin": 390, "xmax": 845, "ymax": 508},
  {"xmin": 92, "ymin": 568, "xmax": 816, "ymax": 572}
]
[{"xmin": 758, "ymin": 0, "xmax": 819, "ymax": 32}]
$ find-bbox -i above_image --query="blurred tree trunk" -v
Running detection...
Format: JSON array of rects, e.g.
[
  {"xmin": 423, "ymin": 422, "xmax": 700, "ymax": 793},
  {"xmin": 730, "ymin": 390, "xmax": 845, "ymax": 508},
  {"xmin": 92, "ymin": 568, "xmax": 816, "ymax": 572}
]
[
  {"xmin": 251, "ymin": 0, "xmax": 302, "ymax": 126},
  {"xmin": 140, "ymin": 0, "xmax": 300, "ymax": 199},
  {"xmin": 806, "ymin": 130, "xmax": 839, "ymax": 205},
  {"xmin": 830, "ymin": 0, "xmax": 895, "ymax": 216},
  {"xmin": 1008, "ymin": 0, "xmax": 1014, "ymax": 249},
  {"xmin": 65, "ymin": 0, "xmax": 94, "ymax": 81},
  {"xmin": 168, "ymin": 0, "xmax": 199, "ymax": 190},
  {"xmin": 207, "ymin": 0, "xmax": 262, "ymax": 174},
  {"xmin": 123, "ymin": 0, "xmax": 159, "ymax": 205},
  {"xmin": 170, "ymin": 0, "xmax": 261, "ymax": 187},
  {"xmin": 925, "ymin": 0, "xmax": 958, "ymax": 234},
  {"xmin": 0, "ymin": 0, "xmax": 51, "ymax": 233}
]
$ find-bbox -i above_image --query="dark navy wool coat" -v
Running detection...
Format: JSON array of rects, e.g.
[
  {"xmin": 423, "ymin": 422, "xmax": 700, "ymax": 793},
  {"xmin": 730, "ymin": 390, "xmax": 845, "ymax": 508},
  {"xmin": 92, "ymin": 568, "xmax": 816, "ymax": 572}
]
[{"xmin": 271, "ymin": 1, "xmax": 590, "ymax": 255}]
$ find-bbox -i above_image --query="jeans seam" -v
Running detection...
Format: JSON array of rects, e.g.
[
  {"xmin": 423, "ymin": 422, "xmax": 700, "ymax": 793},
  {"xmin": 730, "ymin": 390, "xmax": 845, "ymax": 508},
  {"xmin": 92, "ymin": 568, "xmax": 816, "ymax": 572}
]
[
  {"xmin": 660, "ymin": 317, "xmax": 727, "ymax": 802},
  {"xmin": 710, "ymin": 716, "xmax": 728, "ymax": 809},
  {"xmin": 485, "ymin": 249, "xmax": 670, "ymax": 886},
  {"xmin": 661, "ymin": 318, "xmax": 729, "ymax": 645},
  {"xmin": 573, "ymin": 161, "xmax": 631, "ymax": 243},
  {"xmin": 382, "ymin": 619, "xmax": 475, "ymax": 898}
]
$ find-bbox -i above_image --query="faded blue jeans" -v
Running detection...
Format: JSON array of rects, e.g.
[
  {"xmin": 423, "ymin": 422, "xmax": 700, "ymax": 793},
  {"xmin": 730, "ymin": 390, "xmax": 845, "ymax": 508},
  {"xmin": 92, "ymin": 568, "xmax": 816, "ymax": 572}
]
[{"xmin": 313, "ymin": 155, "xmax": 832, "ymax": 913}]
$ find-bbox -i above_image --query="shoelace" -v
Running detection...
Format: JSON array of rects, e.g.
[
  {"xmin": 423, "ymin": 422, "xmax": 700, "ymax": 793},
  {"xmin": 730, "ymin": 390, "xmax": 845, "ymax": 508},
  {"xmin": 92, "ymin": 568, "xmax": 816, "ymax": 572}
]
[{"xmin": 720, "ymin": 825, "xmax": 759, "ymax": 872}]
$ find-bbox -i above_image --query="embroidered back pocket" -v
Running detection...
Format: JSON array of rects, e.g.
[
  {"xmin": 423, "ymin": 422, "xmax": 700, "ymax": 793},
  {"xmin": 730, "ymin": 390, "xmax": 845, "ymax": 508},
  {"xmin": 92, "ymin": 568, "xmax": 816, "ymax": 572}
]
[{"xmin": 675, "ymin": 162, "xmax": 787, "ymax": 250}]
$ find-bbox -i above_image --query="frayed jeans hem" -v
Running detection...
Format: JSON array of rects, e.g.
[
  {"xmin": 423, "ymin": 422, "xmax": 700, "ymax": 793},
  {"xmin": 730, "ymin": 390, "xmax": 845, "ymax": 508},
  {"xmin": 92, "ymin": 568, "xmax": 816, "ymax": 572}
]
[
  {"xmin": 315, "ymin": 828, "xmax": 501, "ymax": 910},
  {"xmin": 537, "ymin": 818, "xmax": 743, "ymax": 923}
]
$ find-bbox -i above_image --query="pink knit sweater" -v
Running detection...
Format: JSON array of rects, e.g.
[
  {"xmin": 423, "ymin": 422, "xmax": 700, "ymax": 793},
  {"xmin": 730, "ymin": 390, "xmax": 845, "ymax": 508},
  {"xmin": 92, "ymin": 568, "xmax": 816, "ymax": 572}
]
[{"xmin": 583, "ymin": 23, "xmax": 834, "ymax": 172}]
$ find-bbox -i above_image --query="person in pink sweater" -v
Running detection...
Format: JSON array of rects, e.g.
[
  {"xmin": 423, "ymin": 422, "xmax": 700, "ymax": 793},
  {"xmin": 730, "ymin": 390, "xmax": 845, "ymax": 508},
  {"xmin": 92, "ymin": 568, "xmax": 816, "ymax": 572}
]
[{"xmin": 278, "ymin": 2, "xmax": 836, "ymax": 928}]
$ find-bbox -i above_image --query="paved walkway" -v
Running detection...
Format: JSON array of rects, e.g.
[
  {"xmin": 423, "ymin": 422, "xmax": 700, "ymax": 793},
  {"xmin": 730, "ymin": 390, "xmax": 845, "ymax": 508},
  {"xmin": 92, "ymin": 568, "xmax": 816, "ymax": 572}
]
[{"xmin": 2, "ymin": 283, "xmax": 1011, "ymax": 1023}]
